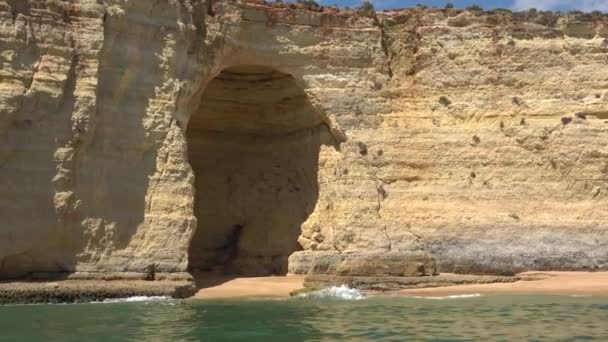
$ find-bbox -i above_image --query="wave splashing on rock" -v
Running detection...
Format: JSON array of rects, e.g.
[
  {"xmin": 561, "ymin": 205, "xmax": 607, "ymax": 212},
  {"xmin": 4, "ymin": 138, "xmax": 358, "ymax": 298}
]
[{"xmin": 297, "ymin": 285, "xmax": 365, "ymax": 300}]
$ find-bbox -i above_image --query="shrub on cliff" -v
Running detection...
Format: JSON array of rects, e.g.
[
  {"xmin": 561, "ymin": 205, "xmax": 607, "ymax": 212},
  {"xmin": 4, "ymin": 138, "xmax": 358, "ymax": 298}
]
[
  {"xmin": 591, "ymin": 10, "xmax": 603, "ymax": 18},
  {"xmin": 466, "ymin": 5, "xmax": 483, "ymax": 11},
  {"xmin": 492, "ymin": 8, "xmax": 512, "ymax": 14},
  {"xmin": 296, "ymin": 0, "xmax": 320, "ymax": 11},
  {"xmin": 358, "ymin": 1, "xmax": 376, "ymax": 17},
  {"xmin": 536, "ymin": 12, "xmax": 558, "ymax": 27},
  {"xmin": 445, "ymin": 2, "xmax": 454, "ymax": 9}
]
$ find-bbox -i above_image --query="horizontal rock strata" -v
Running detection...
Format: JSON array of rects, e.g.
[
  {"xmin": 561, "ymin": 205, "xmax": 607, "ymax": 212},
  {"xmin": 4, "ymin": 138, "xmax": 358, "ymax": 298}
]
[
  {"xmin": 0, "ymin": 0, "xmax": 607, "ymax": 283},
  {"xmin": 289, "ymin": 251, "xmax": 437, "ymax": 277}
]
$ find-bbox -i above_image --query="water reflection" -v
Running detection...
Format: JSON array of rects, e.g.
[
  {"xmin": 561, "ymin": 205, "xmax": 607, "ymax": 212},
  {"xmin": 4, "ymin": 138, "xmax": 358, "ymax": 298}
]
[{"xmin": 1, "ymin": 295, "xmax": 607, "ymax": 341}]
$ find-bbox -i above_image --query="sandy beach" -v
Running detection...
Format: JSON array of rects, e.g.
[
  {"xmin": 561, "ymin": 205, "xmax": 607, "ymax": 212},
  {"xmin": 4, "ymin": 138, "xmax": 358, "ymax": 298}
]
[
  {"xmin": 1, "ymin": 271, "xmax": 606, "ymax": 304},
  {"xmin": 391, "ymin": 272, "xmax": 608, "ymax": 297},
  {"xmin": 192, "ymin": 272, "xmax": 608, "ymax": 299},
  {"xmin": 193, "ymin": 274, "xmax": 306, "ymax": 299}
]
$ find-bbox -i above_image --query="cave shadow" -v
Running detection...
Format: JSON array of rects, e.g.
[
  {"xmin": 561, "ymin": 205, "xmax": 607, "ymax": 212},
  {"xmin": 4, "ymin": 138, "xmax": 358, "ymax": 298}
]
[
  {"xmin": 186, "ymin": 65, "xmax": 333, "ymax": 279},
  {"xmin": 191, "ymin": 271, "xmax": 239, "ymax": 291}
]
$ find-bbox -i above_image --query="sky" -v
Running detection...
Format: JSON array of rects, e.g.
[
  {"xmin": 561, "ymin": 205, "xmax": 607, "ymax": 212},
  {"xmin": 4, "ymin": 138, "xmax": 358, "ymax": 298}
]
[{"xmin": 309, "ymin": 0, "xmax": 608, "ymax": 11}]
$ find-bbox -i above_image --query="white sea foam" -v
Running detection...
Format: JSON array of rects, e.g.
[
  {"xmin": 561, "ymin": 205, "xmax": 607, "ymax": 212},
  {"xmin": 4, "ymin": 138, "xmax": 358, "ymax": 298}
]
[
  {"xmin": 411, "ymin": 293, "xmax": 482, "ymax": 300},
  {"xmin": 97, "ymin": 296, "xmax": 170, "ymax": 303},
  {"xmin": 298, "ymin": 285, "xmax": 365, "ymax": 300}
]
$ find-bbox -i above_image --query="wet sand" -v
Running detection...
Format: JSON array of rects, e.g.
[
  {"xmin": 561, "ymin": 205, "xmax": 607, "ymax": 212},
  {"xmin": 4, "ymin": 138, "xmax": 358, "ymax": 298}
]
[{"xmin": 192, "ymin": 272, "xmax": 608, "ymax": 299}]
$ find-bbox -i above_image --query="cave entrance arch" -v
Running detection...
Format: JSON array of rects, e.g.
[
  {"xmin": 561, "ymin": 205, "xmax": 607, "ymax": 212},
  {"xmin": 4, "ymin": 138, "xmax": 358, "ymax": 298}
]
[{"xmin": 186, "ymin": 65, "xmax": 325, "ymax": 276}]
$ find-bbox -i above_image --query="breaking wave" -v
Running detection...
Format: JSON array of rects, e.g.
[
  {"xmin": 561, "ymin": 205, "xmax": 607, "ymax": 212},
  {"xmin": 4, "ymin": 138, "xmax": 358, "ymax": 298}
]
[
  {"xmin": 97, "ymin": 296, "xmax": 171, "ymax": 303},
  {"xmin": 297, "ymin": 285, "xmax": 365, "ymax": 300}
]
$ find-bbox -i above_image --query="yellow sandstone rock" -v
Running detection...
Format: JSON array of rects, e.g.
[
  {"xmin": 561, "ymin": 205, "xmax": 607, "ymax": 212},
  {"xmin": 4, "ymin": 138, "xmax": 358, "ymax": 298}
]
[{"xmin": 0, "ymin": 1, "xmax": 607, "ymax": 279}]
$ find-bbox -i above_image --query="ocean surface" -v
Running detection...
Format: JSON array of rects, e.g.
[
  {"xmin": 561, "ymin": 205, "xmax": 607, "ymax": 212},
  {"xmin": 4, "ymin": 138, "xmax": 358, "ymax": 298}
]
[{"xmin": 1, "ymin": 290, "xmax": 607, "ymax": 341}]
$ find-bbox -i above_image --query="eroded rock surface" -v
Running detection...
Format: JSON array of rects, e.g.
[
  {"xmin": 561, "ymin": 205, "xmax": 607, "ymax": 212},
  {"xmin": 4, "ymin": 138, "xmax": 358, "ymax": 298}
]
[
  {"xmin": 0, "ymin": 280, "xmax": 195, "ymax": 304},
  {"xmin": 289, "ymin": 251, "xmax": 437, "ymax": 277},
  {"xmin": 1, "ymin": 0, "xmax": 608, "ymax": 279},
  {"xmin": 303, "ymin": 274, "xmax": 520, "ymax": 292}
]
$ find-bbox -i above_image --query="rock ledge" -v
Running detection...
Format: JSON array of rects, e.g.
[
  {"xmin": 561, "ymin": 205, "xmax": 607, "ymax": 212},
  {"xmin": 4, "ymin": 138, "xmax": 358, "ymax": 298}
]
[{"xmin": 304, "ymin": 274, "xmax": 519, "ymax": 292}]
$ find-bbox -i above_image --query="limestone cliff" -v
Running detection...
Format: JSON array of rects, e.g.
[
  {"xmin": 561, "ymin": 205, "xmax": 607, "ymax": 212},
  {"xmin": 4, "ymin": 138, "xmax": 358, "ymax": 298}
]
[{"xmin": 1, "ymin": 0, "xmax": 607, "ymax": 279}]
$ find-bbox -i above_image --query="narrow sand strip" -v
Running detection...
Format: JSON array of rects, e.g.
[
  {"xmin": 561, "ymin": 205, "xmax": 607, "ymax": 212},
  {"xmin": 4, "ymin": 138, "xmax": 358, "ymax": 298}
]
[
  {"xmin": 192, "ymin": 272, "xmax": 608, "ymax": 299},
  {"xmin": 390, "ymin": 272, "xmax": 608, "ymax": 297}
]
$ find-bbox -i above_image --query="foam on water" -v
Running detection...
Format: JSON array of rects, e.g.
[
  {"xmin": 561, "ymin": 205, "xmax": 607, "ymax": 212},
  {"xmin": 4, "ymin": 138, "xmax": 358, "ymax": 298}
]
[
  {"xmin": 98, "ymin": 296, "xmax": 170, "ymax": 303},
  {"xmin": 411, "ymin": 293, "xmax": 482, "ymax": 300},
  {"xmin": 297, "ymin": 285, "xmax": 365, "ymax": 300}
]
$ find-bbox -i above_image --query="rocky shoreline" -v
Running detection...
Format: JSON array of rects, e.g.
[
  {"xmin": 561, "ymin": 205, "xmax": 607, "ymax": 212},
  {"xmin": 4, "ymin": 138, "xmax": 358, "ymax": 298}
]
[
  {"xmin": 0, "ymin": 280, "xmax": 196, "ymax": 305},
  {"xmin": 0, "ymin": 272, "xmax": 516, "ymax": 304},
  {"xmin": 3, "ymin": 271, "xmax": 608, "ymax": 304},
  {"xmin": 303, "ymin": 273, "xmax": 521, "ymax": 292}
]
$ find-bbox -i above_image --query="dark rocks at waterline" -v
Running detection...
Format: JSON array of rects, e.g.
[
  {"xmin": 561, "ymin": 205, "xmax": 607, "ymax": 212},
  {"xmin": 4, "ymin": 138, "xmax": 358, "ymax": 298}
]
[
  {"xmin": 0, "ymin": 280, "xmax": 195, "ymax": 305},
  {"xmin": 303, "ymin": 274, "xmax": 520, "ymax": 292}
]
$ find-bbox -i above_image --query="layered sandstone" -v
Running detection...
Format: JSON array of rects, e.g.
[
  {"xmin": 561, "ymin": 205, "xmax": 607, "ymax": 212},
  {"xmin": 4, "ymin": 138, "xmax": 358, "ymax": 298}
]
[{"xmin": 1, "ymin": 0, "xmax": 607, "ymax": 280}]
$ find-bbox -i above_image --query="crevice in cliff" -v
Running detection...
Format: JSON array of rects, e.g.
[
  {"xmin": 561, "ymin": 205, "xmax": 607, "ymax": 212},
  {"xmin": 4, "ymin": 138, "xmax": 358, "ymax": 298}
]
[
  {"xmin": 205, "ymin": 0, "xmax": 215, "ymax": 17},
  {"xmin": 381, "ymin": 226, "xmax": 392, "ymax": 251},
  {"xmin": 187, "ymin": 65, "xmax": 333, "ymax": 276},
  {"xmin": 145, "ymin": 119, "xmax": 175, "ymax": 215},
  {"xmin": 380, "ymin": 13, "xmax": 422, "ymax": 78},
  {"xmin": 59, "ymin": 53, "xmax": 78, "ymax": 126},
  {"xmin": 375, "ymin": 182, "xmax": 387, "ymax": 218},
  {"xmin": 52, "ymin": 50, "xmax": 79, "ymax": 228},
  {"xmin": 379, "ymin": 25, "xmax": 394, "ymax": 79},
  {"xmin": 21, "ymin": 59, "xmax": 37, "ymax": 96},
  {"xmin": 14, "ymin": 28, "xmax": 41, "ymax": 121},
  {"xmin": 7, "ymin": 0, "xmax": 30, "ymax": 23}
]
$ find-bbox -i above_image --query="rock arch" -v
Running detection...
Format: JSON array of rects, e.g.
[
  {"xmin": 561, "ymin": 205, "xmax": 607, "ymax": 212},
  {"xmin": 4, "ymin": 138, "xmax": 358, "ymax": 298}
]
[{"xmin": 186, "ymin": 65, "xmax": 328, "ymax": 276}]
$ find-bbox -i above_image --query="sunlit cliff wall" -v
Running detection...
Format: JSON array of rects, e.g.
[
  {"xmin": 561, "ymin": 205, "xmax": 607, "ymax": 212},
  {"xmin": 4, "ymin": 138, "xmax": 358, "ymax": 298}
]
[{"xmin": 0, "ymin": 0, "xmax": 607, "ymax": 278}]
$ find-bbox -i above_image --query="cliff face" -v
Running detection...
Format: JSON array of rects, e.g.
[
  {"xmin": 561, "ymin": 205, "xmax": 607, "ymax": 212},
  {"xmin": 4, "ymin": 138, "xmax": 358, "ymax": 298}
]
[{"xmin": 1, "ymin": 0, "xmax": 607, "ymax": 279}]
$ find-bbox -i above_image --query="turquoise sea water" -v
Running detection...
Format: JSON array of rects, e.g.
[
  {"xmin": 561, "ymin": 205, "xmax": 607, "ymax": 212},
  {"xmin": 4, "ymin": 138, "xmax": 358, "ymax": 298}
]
[{"xmin": 1, "ymin": 294, "xmax": 607, "ymax": 341}]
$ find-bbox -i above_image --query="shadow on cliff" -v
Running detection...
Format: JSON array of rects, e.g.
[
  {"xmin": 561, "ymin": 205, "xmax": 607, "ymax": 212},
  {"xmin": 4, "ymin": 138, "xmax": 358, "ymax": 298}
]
[
  {"xmin": 0, "ymin": 1, "xmax": 81, "ymax": 278},
  {"xmin": 74, "ymin": 2, "xmax": 185, "ymax": 265}
]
